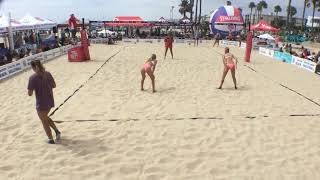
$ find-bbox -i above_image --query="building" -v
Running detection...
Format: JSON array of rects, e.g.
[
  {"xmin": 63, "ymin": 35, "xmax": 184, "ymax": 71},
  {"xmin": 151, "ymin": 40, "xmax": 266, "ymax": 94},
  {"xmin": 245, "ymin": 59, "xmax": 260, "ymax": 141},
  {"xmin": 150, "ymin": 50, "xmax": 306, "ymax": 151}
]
[{"xmin": 306, "ymin": 16, "xmax": 320, "ymax": 28}]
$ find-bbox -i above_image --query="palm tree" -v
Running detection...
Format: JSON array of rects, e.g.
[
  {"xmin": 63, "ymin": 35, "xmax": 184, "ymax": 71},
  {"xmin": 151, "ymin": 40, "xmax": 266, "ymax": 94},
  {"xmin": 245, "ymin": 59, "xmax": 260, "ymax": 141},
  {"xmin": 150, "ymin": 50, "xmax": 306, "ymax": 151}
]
[
  {"xmin": 302, "ymin": 0, "xmax": 310, "ymax": 30},
  {"xmin": 287, "ymin": 6, "xmax": 297, "ymax": 29},
  {"xmin": 189, "ymin": 0, "xmax": 194, "ymax": 22},
  {"xmin": 286, "ymin": 0, "xmax": 292, "ymax": 30},
  {"xmin": 194, "ymin": 0, "xmax": 198, "ymax": 26},
  {"xmin": 249, "ymin": 2, "xmax": 256, "ymax": 23},
  {"xmin": 257, "ymin": 1, "xmax": 268, "ymax": 20},
  {"xmin": 179, "ymin": 0, "xmax": 189, "ymax": 18},
  {"xmin": 274, "ymin": 5, "xmax": 282, "ymax": 18},
  {"xmin": 198, "ymin": 0, "xmax": 202, "ymax": 25}
]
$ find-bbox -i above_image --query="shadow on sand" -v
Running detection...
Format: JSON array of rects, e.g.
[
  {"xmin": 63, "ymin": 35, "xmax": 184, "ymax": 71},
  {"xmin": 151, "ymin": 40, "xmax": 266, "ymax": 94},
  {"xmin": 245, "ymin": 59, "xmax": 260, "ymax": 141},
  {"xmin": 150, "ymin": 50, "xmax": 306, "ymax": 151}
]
[{"xmin": 57, "ymin": 138, "xmax": 111, "ymax": 156}]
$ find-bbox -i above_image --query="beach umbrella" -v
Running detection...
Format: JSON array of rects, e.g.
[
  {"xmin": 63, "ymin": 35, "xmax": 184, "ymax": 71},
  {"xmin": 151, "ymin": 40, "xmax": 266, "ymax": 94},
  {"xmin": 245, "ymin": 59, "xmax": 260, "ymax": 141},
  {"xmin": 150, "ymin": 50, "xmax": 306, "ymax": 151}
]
[
  {"xmin": 258, "ymin": 33, "xmax": 275, "ymax": 40},
  {"xmin": 209, "ymin": 5, "xmax": 244, "ymax": 37}
]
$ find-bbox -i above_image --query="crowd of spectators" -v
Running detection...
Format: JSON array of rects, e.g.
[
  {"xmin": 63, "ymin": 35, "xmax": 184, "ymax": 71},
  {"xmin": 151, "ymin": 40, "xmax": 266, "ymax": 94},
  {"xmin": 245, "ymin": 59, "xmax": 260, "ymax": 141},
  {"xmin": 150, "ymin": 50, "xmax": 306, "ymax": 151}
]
[{"xmin": 0, "ymin": 29, "xmax": 78, "ymax": 67}]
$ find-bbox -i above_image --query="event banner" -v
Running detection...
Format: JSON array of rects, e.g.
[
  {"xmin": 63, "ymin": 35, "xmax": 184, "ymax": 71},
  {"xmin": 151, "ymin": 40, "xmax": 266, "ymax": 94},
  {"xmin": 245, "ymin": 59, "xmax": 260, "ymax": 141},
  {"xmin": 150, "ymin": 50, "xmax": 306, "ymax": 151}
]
[
  {"xmin": 273, "ymin": 51, "xmax": 292, "ymax": 64},
  {"xmin": 219, "ymin": 40, "xmax": 239, "ymax": 47},
  {"xmin": 292, "ymin": 56, "xmax": 316, "ymax": 73},
  {"xmin": 259, "ymin": 47, "xmax": 274, "ymax": 58},
  {"xmin": 0, "ymin": 65, "xmax": 9, "ymax": 80},
  {"xmin": 240, "ymin": 42, "xmax": 246, "ymax": 49}
]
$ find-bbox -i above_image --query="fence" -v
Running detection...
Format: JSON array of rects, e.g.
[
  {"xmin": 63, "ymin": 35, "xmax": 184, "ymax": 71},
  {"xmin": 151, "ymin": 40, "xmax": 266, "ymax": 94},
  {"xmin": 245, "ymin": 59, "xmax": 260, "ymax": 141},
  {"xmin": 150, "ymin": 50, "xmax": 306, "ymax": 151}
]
[
  {"xmin": 0, "ymin": 45, "xmax": 74, "ymax": 81},
  {"xmin": 259, "ymin": 47, "xmax": 318, "ymax": 74}
]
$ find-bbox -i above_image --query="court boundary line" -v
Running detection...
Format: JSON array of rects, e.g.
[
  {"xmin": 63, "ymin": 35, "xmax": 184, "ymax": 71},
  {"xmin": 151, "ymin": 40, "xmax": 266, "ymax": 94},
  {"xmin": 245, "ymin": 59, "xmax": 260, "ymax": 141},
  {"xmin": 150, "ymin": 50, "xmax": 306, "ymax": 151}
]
[
  {"xmin": 49, "ymin": 48, "xmax": 124, "ymax": 117},
  {"xmin": 211, "ymin": 48, "xmax": 320, "ymax": 108},
  {"xmin": 53, "ymin": 114, "xmax": 320, "ymax": 123}
]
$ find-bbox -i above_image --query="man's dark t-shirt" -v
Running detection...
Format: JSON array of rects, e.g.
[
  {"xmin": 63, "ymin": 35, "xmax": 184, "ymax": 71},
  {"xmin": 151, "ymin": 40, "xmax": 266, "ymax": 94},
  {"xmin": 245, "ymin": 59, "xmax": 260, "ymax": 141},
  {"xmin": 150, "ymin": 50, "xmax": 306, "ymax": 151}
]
[{"xmin": 28, "ymin": 71, "xmax": 55, "ymax": 111}]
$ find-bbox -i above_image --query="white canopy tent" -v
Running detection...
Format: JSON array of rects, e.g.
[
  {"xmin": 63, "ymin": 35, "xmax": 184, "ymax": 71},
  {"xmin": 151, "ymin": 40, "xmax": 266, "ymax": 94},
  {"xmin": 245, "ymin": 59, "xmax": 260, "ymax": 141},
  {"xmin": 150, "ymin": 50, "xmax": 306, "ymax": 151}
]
[
  {"xmin": 19, "ymin": 14, "xmax": 56, "ymax": 30},
  {"xmin": 0, "ymin": 15, "xmax": 30, "ymax": 33},
  {"xmin": 258, "ymin": 33, "xmax": 275, "ymax": 40}
]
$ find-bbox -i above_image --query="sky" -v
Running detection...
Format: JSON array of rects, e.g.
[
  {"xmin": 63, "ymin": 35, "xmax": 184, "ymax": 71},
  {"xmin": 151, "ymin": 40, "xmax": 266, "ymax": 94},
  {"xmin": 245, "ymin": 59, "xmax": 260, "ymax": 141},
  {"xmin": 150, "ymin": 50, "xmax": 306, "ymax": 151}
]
[{"xmin": 0, "ymin": 0, "xmax": 318, "ymax": 22}]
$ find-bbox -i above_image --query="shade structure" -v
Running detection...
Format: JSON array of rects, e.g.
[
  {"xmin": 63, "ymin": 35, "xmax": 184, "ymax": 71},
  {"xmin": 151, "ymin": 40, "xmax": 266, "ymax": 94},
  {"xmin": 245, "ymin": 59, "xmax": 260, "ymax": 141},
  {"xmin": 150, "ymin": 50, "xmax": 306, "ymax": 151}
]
[
  {"xmin": 105, "ymin": 16, "xmax": 151, "ymax": 27},
  {"xmin": 180, "ymin": 17, "xmax": 191, "ymax": 23},
  {"xmin": 158, "ymin": 17, "xmax": 167, "ymax": 23},
  {"xmin": 113, "ymin": 16, "xmax": 143, "ymax": 22},
  {"xmin": 104, "ymin": 22, "xmax": 152, "ymax": 27},
  {"xmin": 249, "ymin": 21, "xmax": 279, "ymax": 32},
  {"xmin": 209, "ymin": 5, "xmax": 244, "ymax": 37},
  {"xmin": 0, "ymin": 15, "xmax": 32, "ymax": 32},
  {"xmin": 20, "ymin": 14, "xmax": 56, "ymax": 30},
  {"xmin": 258, "ymin": 33, "xmax": 275, "ymax": 40}
]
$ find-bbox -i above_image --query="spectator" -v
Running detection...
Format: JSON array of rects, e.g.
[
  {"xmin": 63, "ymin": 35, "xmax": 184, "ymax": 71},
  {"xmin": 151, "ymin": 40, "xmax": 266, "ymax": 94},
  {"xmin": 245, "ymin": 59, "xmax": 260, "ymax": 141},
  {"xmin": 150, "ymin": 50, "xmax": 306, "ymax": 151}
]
[
  {"xmin": 279, "ymin": 47, "xmax": 283, "ymax": 53},
  {"xmin": 65, "ymin": 28, "xmax": 70, "ymax": 38},
  {"xmin": 29, "ymin": 31, "xmax": 35, "ymax": 44},
  {"xmin": 43, "ymin": 45, "xmax": 50, "ymax": 52},
  {"xmin": 60, "ymin": 30, "xmax": 66, "ymax": 45},
  {"xmin": 227, "ymin": 33, "xmax": 233, "ymax": 41},
  {"xmin": 301, "ymin": 49, "xmax": 309, "ymax": 59},
  {"xmin": 237, "ymin": 34, "xmax": 241, "ymax": 47},
  {"xmin": 68, "ymin": 14, "xmax": 79, "ymax": 39},
  {"xmin": 24, "ymin": 33, "xmax": 30, "ymax": 44}
]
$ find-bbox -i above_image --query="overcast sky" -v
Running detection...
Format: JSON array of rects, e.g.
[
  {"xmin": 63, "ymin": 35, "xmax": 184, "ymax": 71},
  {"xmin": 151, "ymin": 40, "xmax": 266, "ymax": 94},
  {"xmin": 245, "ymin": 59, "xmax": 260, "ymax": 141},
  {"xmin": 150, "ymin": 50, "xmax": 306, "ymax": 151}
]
[{"xmin": 0, "ymin": 0, "xmax": 318, "ymax": 22}]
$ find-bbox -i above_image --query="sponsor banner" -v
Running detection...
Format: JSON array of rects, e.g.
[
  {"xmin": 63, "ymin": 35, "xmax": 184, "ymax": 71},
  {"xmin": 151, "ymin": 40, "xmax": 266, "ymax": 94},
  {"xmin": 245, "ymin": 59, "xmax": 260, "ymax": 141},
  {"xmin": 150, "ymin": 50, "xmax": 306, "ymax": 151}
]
[
  {"xmin": 240, "ymin": 42, "xmax": 246, "ymax": 49},
  {"xmin": 175, "ymin": 39, "xmax": 185, "ymax": 43},
  {"xmin": 259, "ymin": 47, "xmax": 274, "ymax": 58},
  {"xmin": 291, "ymin": 56, "xmax": 304, "ymax": 67},
  {"xmin": 0, "ymin": 64, "xmax": 9, "ymax": 80},
  {"xmin": 123, "ymin": 39, "xmax": 135, "ymax": 43},
  {"xmin": 273, "ymin": 51, "xmax": 292, "ymax": 64},
  {"xmin": 6, "ymin": 61, "xmax": 24, "ymax": 76},
  {"xmin": 292, "ymin": 56, "xmax": 316, "ymax": 73},
  {"xmin": 302, "ymin": 59, "xmax": 316, "ymax": 73},
  {"xmin": 219, "ymin": 40, "xmax": 239, "ymax": 47},
  {"xmin": 143, "ymin": 39, "xmax": 153, "ymax": 43},
  {"xmin": 43, "ymin": 50, "xmax": 55, "ymax": 61}
]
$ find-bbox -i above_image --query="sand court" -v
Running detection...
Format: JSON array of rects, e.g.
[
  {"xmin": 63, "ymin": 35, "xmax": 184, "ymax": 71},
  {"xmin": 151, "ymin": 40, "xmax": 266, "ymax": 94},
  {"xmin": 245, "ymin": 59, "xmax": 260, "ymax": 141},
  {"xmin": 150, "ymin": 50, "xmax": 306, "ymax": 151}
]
[{"xmin": 0, "ymin": 42, "xmax": 320, "ymax": 180}]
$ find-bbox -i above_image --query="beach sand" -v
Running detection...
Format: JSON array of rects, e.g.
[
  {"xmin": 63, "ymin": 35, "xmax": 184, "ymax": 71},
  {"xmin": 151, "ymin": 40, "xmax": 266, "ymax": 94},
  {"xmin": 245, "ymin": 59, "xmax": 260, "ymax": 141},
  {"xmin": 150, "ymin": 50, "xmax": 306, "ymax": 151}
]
[{"xmin": 0, "ymin": 42, "xmax": 320, "ymax": 180}]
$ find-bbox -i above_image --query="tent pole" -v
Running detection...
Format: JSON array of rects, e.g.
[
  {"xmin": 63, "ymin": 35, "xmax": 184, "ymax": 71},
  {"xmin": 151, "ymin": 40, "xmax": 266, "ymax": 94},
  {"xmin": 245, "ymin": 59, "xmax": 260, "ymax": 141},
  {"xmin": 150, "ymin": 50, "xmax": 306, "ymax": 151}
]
[{"xmin": 8, "ymin": 12, "xmax": 15, "ymax": 53}]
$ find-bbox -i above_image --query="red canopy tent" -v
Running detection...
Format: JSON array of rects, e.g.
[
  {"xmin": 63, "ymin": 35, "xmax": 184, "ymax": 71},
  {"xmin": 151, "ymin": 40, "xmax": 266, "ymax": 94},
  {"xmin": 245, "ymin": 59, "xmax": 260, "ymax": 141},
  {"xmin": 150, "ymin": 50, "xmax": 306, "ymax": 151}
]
[
  {"xmin": 105, "ymin": 16, "xmax": 152, "ymax": 27},
  {"xmin": 248, "ymin": 20, "xmax": 279, "ymax": 32}
]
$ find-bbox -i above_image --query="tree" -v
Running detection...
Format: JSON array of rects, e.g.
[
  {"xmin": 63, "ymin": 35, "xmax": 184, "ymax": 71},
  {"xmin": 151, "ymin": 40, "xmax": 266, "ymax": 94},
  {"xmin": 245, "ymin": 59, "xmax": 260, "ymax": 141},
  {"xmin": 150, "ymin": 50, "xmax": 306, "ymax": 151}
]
[
  {"xmin": 286, "ymin": 0, "xmax": 292, "ymax": 30},
  {"xmin": 274, "ymin": 5, "xmax": 282, "ymax": 18},
  {"xmin": 287, "ymin": 6, "xmax": 297, "ymax": 17},
  {"xmin": 287, "ymin": 6, "xmax": 297, "ymax": 27},
  {"xmin": 257, "ymin": 1, "xmax": 268, "ymax": 20},
  {"xmin": 179, "ymin": 0, "xmax": 189, "ymax": 18},
  {"xmin": 198, "ymin": 0, "xmax": 202, "ymax": 25},
  {"xmin": 302, "ymin": 0, "xmax": 310, "ymax": 30},
  {"xmin": 249, "ymin": 2, "xmax": 256, "ymax": 23},
  {"xmin": 189, "ymin": 0, "xmax": 194, "ymax": 22},
  {"xmin": 194, "ymin": 0, "xmax": 198, "ymax": 27}
]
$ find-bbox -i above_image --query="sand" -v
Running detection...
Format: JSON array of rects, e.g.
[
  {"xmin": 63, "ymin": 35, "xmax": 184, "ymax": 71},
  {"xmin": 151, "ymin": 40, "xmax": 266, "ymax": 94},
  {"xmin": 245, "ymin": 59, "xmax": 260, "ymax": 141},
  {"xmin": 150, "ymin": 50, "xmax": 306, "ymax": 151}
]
[{"xmin": 0, "ymin": 42, "xmax": 320, "ymax": 180}]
